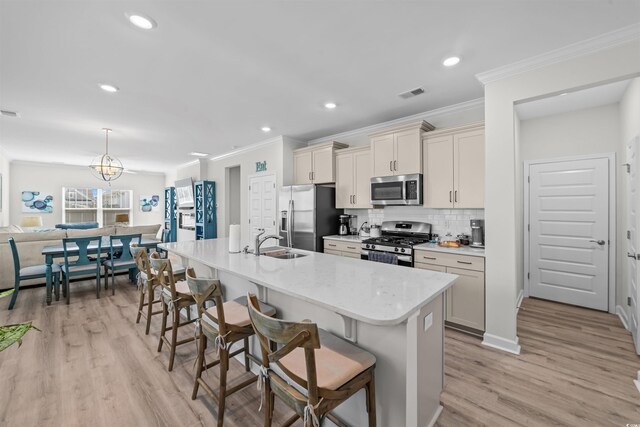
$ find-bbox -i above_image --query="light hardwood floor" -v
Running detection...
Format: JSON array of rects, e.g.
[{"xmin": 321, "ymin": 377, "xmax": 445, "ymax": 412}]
[{"xmin": 1, "ymin": 278, "xmax": 638, "ymax": 426}]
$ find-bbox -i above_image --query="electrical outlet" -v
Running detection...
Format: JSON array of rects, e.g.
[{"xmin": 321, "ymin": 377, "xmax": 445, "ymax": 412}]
[
  {"xmin": 424, "ymin": 313, "xmax": 433, "ymax": 331},
  {"xmin": 628, "ymin": 297, "xmax": 632, "ymax": 306}
]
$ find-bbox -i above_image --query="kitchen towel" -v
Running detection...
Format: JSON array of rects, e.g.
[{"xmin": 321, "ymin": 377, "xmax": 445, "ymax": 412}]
[
  {"xmin": 229, "ymin": 224, "xmax": 241, "ymax": 253},
  {"xmin": 368, "ymin": 251, "xmax": 398, "ymax": 265}
]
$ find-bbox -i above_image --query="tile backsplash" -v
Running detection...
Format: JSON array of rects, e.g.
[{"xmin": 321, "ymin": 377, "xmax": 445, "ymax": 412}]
[{"xmin": 345, "ymin": 206, "xmax": 484, "ymax": 237}]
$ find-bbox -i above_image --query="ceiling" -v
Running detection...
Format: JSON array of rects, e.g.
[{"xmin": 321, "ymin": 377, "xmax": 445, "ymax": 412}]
[
  {"xmin": 1, "ymin": 1, "xmax": 639, "ymax": 172},
  {"xmin": 516, "ymin": 79, "xmax": 632, "ymax": 120}
]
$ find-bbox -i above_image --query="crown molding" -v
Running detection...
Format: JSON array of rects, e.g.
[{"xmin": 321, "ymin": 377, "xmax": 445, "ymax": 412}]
[
  {"xmin": 306, "ymin": 97, "xmax": 484, "ymax": 145},
  {"xmin": 209, "ymin": 135, "xmax": 284, "ymax": 162},
  {"xmin": 476, "ymin": 24, "xmax": 640, "ymax": 85},
  {"xmin": 9, "ymin": 159, "xmax": 165, "ymax": 176}
]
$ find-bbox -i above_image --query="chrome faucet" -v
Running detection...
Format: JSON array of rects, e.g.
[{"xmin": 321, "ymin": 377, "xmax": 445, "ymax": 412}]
[{"xmin": 254, "ymin": 228, "xmax": 283, "ymax": 256}]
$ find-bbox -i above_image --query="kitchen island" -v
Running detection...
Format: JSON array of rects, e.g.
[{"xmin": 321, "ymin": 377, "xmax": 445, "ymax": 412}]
[{"xmin": 160, "ymin": 238, "xmax": 457, "ymax": 427}]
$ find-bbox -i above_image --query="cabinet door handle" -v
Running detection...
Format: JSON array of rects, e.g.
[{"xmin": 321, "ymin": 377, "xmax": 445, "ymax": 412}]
[
  {"xmin": 328, "ymin": 243, "xmax": 337, "ymax": 247},
  {"xmin": 423, "ymin": 256, "xmax": 437, "ymax": 260},
  {"xmin": 457, "ymin": 260, "xmax": 472, "ymax": 265},
  {"xmin": 309, "ymin": 172, "xmax": 312, "ymax": 181},
  {"xmin": 449, "ymin": 191, "xmax": 452, "ymax": 203},
  {"xmin": 394, "ymin": 160, "xmax": 397, "ymax": 171},
  {"xmin": 346, "ymin": 246, "xmax": 356, "ymax": 250},
  {"xmin": 389, "ymin": 161, "xmax": 393, "ymax": 172},
  {"xmin": 454, "ymin": 190, "xmax": 458, "ymax": 203},
  {"xmin": 353, "ymin": 194, "xmax": 356, "ymax": 205}
]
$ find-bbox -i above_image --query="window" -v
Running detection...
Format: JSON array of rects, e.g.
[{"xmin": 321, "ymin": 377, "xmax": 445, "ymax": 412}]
[{"xmin": 62, "ymin": 188, "xmax": 133, "ymax": 227}]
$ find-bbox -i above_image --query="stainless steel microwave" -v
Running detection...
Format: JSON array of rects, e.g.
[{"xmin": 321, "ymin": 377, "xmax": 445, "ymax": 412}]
[{"xmin": 370, "ymin": 174, "xmax": 423, "ymax": 206}]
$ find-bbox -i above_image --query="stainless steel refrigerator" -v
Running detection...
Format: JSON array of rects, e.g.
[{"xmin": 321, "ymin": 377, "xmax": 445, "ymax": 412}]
[{"xmin": 279, "ymin": 185, "xmax": 343, "ymax": 252}]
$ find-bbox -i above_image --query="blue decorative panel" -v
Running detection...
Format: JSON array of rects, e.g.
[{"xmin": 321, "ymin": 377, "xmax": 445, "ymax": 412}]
[
  {"xmin": 194, "ymin": 181, "xmax": 217, "ymax": 240},
  {"xmin": 163, "ymin": 187, "xmax": 177, "ymax": 242}
]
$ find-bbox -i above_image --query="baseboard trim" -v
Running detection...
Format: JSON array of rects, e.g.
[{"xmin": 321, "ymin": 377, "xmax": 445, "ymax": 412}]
[
  {"xmin": 426, "ymin": 405, "xmax": 443, "ymax": 427},
  {"xmin": 616, "ymin": 305, "xmax": 630, "ymax": 331},
  {"xmin": 516, "ymin": 290, "xmax": 524, "ymax": 313},
  {"xmin": 482, "ymin": 333, "xmax": 521, "ymax": 355}
]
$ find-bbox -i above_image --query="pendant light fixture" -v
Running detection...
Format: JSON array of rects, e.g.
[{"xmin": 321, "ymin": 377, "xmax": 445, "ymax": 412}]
[{"xmin": 89, "ymin": 128, "xmax": 124, "ymax": 184}]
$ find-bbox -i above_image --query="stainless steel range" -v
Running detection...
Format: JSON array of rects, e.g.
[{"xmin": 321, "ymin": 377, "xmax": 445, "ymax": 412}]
[{"xmin": 361, "ymin": 221, "xmax": 432, "ymax": 267}]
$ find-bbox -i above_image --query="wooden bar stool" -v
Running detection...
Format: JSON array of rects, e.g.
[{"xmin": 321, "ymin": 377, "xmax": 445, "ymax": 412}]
[
  {"xmin": 131, "ymin": 246, "xmax": 162, "ymax": 335},
  {"xmin": 247, "ymin": 293, "xmax": 377, "ymax": 427},
  {"xmin": 186, "ymin": 270, "xmax": 276, "ymax": 427},
  {"xmin": 150, "ymin": 256, "xmax": 198, "ymax": 371}
]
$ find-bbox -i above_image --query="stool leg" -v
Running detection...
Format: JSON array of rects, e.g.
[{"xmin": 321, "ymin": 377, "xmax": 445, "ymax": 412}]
[
  {"xmin": 53, "ymin": 273, "xmax": 59, "ymax": 301},
  {"xmin": 365, "ymin": 371, "xmax": 376, "ymax": 427},
  {"xmin": 168, "ymin": 308, "xmax": 179, "ymax": 371},
  {"xmin": 243, "ymin": 337, "xmax": 250, "ymax": 372},
  {"xmin": 158, "ymin": 300, "xmax": 168, "ymax": 352},
  {"xmin": 145, "ymin": 284, "xmax": 154, "ymax": 335},
  {"xmin": 217, "ymin": 347, "xmax": 228, "ymax": 427},
  {"xmin": 136, "ymin": 285, "xmax": 144, "ymax": 324},
  {"xmin": 65, "ymin": 274, "xmax": 70, "ymax": 305},
  {"xmin": 111, "ymin": 268, "xmax": 116, "ymax": 296},
  {"xmin": 192, "ymin": 334, "xmax": 206, "ymax": 399}
]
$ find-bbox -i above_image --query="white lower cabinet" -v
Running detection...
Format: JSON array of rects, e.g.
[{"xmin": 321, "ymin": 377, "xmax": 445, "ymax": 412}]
[
  {"xmin": 323, "ymin": 239, "xmax": 361, "ymax": 259},
  {"xmin": 414, "ymin": 249, "xmax": 485, "ymax": 333}
]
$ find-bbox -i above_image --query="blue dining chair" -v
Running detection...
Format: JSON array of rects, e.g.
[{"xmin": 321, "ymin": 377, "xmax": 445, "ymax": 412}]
[
  {"xmin": 103, "ymin": 233, "xmax": 142, "ymax": 295},
  {"xmin": 61, "ymin": 236, "xmax": 103, "ymax": 304},
  {"xmin": 7, "ymin": 237, "xmax": 61, "ymax": 310}
]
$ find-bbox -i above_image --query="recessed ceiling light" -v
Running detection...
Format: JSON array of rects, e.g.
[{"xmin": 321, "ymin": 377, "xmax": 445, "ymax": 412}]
[
  {"xmin": 126, "ymin": 12, "xmax": 157, "ymax": 30},
  {"xmin": 324, "ymin": 102, "xmax": 337, "ymax": 109},
  {"xmin": 99, "ymin": 83, "xmax": 119, "ymax": 93},
  {"xmin": 261, "ymin": 126, "xmax": 271, "ymax": 132},
  {"xmin": 443, "ymin": 56, "xmax": 460, "ymax": 67},
  {"xmin": 188, "ymin": 152, "xmax": 209, "ymax": 157}
]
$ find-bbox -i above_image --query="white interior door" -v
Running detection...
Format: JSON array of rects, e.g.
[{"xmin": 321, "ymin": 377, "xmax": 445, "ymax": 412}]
[
  {"xmin": 529, "ymin": 157, "xmax": 609, "ymax": 310},
  {"xmin": 627, "ymin": 137, "xmax": 640, "ymax": 354},
  {"xmin": 249, "ymin": 174, "xmax": 277, "ymax": 243}
]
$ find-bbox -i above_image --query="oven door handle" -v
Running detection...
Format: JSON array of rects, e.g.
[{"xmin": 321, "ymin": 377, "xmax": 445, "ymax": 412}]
[{"xmin": 361, "ymin": 250, "xmax": 412, "ymax": 263}]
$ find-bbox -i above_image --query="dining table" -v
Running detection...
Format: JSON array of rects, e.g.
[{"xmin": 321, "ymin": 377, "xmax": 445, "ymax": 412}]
[{"xmin": 41, "ymin": 237, "xmax": 160, "ymax": 304}]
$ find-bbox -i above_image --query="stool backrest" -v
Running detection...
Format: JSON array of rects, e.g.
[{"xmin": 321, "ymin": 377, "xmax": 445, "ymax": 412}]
[
  {"xmin": 247, "ymin": 293, "xmax": 322, "ymax": 403},
  {"xmin": 131, "ymin": 245, "xmax": 152, "ymax": 279},
  {"xmin": 150, "ymin": 255, "xmax": 178, "ymax": 300},
  {"xmin": 185, "ymin": 269, "xmax": 227, "ymax": 334}
]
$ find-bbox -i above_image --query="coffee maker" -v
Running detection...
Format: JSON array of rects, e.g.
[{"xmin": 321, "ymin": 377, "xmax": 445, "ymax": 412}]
[
  {"xmin": 470, "ymin": 219, "xmax": 485, "ymax": 248},
  {"xmin": 339, "ymin": 215, "xmax": 351, "ymax": 236}
]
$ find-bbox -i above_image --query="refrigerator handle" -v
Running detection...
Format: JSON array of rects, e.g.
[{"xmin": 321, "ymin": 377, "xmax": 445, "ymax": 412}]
[{"xmin": 288, "ymin": 199, "xmax": 294, "ymax": 247}]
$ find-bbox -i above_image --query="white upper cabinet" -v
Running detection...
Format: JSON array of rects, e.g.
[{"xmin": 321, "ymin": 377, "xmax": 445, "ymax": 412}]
[
  {"xmin": 423, "ymin": 122, "xmax": 485, "ymax": 209},
  {"xmin": 293, "ymin": 141, "xmax": 348, "ymax": 185},
  {"xmin": 335, "ymin": 146, "xmax": 372, "ymax": 209},
  {"xmin": 370, "ymin": 121, "xmax": 434, "ymax": 177}
]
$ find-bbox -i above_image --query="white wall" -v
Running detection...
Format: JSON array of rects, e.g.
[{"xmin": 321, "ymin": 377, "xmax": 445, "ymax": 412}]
[
  {"xmin": 520, "ymin": 102, "xmax": 622, "ymax": 311},
  {"xmin": 227, "ymin": 166, "xmax": 241, "ymax": 227},
  {"xmin": 9, "ymin": 161, "xmax": 165, "ymax": 228},
  {"xmin": 483, "ymin": 39, "xmax": 640, "ymax": 352},
  {"xmin": 0, "ymin": 146, "xmax": 10, "ymax": 227},
  {"xmin": 207, "ymin": 137, "xmax": 295, "ymax": 246},
  {"xmin": 620, "ymin": 76, "xmax": 640, "ymax": 322}
]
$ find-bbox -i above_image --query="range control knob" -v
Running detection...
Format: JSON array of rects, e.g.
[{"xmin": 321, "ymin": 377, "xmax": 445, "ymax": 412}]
[
  {"xmin": 401, "ymin": 248, "xmax": 406, "ymax": 253},
  {"xmin": 371, "ymin": 245, "xmax": 375, "ymax": 250},
  {"xmin": 394, "ymin": 247, "xmax": 399, "ymax": 252},
  {"xmin": 365, "ymin": 244, "xmax": 370, "ymax": 249}
]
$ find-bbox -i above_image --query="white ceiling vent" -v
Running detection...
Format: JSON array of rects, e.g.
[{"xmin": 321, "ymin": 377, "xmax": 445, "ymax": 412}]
[
  {"xmin": 398, "ymin": 87, "xmax": 425, "ymax": 99},
  {"xmin": 0, "ymin": 110, "xmax": 19, "ymax": 118}
]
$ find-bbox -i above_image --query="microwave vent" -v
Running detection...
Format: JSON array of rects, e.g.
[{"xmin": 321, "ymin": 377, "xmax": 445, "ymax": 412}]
[{"xmin": 398, "ymin": 87, "xmax": 425, "ymax": 99}]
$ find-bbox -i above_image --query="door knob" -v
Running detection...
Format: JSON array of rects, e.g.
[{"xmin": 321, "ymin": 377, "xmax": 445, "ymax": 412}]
[
  {"xmin": 628, "ymin": 253, "xmax": 639, "ymax": 260},
  {"xmin": 589, "ymin": 239, "xmax": 606, "ymax": 245}
]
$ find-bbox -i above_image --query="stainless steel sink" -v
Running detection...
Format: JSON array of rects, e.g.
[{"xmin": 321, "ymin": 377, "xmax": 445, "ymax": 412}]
[
  {"xmin": 268, "ymin": 252, "xmax": 307, "ymax": 260},
  {"xmin": 261, "ymin": 248, "xmax": 307, "ymax": 259}
]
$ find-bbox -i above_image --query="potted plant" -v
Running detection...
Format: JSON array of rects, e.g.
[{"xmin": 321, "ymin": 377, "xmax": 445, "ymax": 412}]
[{"xmin": 0, "ymin": 289, "xmax": 38, "ymax": 352}]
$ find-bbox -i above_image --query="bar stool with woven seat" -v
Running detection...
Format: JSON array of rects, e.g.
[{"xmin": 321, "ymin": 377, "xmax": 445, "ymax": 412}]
[
  {"xmin": 150, "ymin": 256, "xmax": 198, "ymax": 371},
  {"xmin": 247, "ymin": 293, "xmax": 377, "ymax": 427},
  {"xmin": 186, "ymin": 270, "xmax": 277, "ymax": 427}
]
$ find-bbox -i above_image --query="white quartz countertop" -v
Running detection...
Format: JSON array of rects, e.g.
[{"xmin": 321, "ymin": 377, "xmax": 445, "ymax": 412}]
[
  {"xmin": 160, "ymin": 238, "xmax": 457, "ymax": 326},
  {"xmin": 414, "ymin": 242, "xmax": 485, "ymax": 257},
  {"xmin": 322, "ymin": 234, "xmax": 364, "ymax": 242}
]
